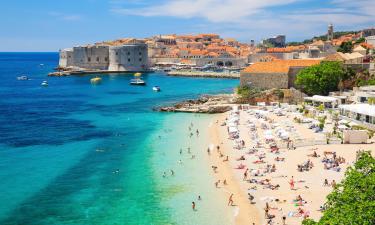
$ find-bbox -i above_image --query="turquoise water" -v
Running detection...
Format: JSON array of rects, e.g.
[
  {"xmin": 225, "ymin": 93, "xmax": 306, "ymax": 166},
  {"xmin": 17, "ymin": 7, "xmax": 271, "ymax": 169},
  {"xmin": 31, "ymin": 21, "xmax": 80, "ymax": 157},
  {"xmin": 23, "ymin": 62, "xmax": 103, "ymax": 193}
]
[{"xmin": 0, "ymin": 53, "xmax": 238, "ymax": 224}]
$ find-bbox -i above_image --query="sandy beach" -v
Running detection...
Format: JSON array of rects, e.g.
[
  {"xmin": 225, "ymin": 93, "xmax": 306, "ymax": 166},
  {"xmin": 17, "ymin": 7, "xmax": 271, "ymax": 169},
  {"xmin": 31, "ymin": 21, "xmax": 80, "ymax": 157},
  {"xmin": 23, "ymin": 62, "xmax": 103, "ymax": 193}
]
[{"xmin": 208, "ymin": 106, "xmax": 375, "ymax": 225}]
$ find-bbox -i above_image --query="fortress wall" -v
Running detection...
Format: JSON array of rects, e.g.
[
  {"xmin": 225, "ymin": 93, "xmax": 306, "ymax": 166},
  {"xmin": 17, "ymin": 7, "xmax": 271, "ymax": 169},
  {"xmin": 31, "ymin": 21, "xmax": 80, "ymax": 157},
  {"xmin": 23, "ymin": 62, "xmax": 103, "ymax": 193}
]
[
  {"xmin": 59, "ymin": 49, "xmax": 73, "ymax": 68},
  {"xmin": 72, "ymin": 46, "xmax": 109, "ymax": 70},
  {"xmin": 108, "ymin": 44, "xmax": 148, "ymax": 71}
]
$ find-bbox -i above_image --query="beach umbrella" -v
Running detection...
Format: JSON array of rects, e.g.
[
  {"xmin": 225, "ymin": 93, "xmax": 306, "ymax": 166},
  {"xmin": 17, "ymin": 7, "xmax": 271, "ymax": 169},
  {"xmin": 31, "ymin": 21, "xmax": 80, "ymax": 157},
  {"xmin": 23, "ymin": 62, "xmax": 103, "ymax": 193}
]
[
  {"xmin": 338, "ymin": 125, "xmax": 348, "ymax": 130},
  {"xmin": 348, "ymin": 121, "xmax": 359, "ymax": 127},
  {"xmin": 264, "ymin": 135, "xmax": 274, "ymax": 140},
  {"xmin": 264, "ymin": 130, "xmax": 273, "ymax": 135},
  {"xmin": 338, "ymin": 119, "xmax": 348, "ymax": 124}
]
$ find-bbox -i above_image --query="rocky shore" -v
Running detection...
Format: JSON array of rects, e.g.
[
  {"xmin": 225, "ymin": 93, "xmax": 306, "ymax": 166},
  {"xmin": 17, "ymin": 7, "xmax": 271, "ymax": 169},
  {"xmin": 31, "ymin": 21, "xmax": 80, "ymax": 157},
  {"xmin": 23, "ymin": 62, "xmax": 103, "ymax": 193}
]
[{"xmin": 154, "ymin": 94, "xmax": 235, "ymax": 113}]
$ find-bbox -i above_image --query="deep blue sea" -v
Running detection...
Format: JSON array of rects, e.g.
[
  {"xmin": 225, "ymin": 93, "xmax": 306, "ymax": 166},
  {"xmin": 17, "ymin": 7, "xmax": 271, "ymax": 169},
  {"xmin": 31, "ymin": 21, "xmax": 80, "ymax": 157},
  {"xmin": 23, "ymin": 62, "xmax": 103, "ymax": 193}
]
[{"xmin": 0, "ymin": 53, "xmax": 239, "ymax": 225}]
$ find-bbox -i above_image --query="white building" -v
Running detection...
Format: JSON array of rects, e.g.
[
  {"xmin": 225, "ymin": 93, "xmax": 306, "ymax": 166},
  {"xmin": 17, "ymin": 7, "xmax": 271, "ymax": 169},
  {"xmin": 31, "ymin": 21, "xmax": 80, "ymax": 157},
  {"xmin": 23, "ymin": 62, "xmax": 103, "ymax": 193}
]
[
  {"xmin": 366, "ymin": 35, "xmax": 375, "ymax": 46},
  {"xmin": 304, "ymin": 95, "xmax": 340, "ymax": 108},
  {"xmin": 339, "ymin": 104, "xmax": 375, "ymax": 130}
]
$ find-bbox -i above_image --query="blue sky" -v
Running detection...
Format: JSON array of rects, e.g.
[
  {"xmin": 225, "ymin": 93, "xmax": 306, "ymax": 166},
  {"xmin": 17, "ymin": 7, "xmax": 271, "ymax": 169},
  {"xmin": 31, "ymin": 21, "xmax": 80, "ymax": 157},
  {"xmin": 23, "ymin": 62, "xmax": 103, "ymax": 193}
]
[{"xmin": 0, "ymin": 0, "xmax": 374, "ymax": 51}]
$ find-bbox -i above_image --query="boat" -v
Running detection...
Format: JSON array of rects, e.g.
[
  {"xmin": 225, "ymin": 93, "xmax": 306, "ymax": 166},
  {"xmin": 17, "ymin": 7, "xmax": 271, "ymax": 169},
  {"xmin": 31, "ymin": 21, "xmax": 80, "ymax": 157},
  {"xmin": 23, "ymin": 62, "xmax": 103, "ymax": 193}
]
[
  {"xmin": 17, "ymin": 75, "xmax": 29, "ymax": 80},
  {"xmin": 152, "ymin": 86, "xmax": 161, "ymax": 92},
  {"xmin": 41, "ymin": 81, "xmax": 48, "ymax": 86},
  {"xmin": 130, "ymin": 73, "xmax": 146, "ymax": 85},
  {"xmin": 130, "ymin": 78, "xmax": 146, "ymax": 85},
  {"xmin": 90, "ymin": 77, "xmax": 102, "ymax": 84}
]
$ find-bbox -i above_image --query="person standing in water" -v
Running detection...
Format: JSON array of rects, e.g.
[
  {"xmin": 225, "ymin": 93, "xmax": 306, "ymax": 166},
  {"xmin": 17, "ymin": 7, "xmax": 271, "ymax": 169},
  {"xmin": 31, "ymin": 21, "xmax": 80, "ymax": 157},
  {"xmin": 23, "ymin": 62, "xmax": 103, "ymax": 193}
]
[{"xmin": 192, "ymin": 202, "xmax": 196, "ymax": 211}]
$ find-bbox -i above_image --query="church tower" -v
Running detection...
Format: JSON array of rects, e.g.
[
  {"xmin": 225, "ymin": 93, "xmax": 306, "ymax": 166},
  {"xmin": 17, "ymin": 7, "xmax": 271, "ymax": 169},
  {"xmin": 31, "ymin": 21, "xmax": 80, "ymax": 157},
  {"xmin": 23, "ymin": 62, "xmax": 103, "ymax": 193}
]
[{"xmin": 327, "ymin": 23, "xmax": 334, "ymax": 41}]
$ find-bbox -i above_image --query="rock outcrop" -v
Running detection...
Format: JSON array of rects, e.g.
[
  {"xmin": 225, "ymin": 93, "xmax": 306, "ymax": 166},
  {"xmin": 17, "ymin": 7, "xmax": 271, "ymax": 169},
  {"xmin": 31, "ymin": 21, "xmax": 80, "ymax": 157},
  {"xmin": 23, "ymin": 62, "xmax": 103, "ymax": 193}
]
[{"xmin": 155, "ymin": 94, "xmax": 234, "ymax": 114}]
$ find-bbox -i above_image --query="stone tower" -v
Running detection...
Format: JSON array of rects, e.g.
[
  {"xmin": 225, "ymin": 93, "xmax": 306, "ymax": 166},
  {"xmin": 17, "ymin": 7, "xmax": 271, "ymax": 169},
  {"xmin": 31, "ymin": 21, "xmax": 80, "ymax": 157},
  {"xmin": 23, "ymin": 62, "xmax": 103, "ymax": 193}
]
[{"xmin": 327, "ymin": 23, "xmax": 334, "ymax": 41}]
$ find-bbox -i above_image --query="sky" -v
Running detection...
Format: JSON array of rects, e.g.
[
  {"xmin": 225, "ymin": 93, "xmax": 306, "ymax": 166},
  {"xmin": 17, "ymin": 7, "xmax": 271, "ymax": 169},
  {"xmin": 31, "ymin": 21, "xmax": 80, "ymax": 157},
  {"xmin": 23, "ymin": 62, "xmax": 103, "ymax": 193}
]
[{"xmin": 0, "ymin": 0, "xmax": 374, "ymax": 51}]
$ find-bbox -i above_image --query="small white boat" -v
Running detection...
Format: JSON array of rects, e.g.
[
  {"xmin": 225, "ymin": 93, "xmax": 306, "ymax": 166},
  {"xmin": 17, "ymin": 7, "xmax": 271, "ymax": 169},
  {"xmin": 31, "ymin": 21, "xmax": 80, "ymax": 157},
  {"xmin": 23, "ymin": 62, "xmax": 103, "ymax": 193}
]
[
  {"xmin": 41, "ymin": 81, "xmax": 48, "ymax": 86},
  {"xmin": 17, "ymin": 75, "xmax": 29, "ymax": 80},
  {"xmin": 130, "ymin": 78, "xmax": 146, "ymax": 85},
  {"xmin": 152, "ymin": 86, "xmax": 161, "ymax": 92}
]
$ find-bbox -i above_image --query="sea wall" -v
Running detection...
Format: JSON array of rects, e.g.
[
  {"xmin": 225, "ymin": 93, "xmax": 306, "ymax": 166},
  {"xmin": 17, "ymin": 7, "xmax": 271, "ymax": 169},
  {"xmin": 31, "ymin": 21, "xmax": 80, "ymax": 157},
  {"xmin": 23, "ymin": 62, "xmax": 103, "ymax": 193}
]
[{"xmin": 71, "ymin": 46, "xmax": 109, "ymax": 70}]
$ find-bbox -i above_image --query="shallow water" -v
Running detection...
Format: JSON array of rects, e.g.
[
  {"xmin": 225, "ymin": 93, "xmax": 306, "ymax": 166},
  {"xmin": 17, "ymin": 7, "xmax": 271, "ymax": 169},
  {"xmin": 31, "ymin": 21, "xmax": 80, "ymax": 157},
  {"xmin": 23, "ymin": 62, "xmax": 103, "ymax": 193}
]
[{"xmin": 0, "ymin": 53, "xmax": 238, "ymax": 224}]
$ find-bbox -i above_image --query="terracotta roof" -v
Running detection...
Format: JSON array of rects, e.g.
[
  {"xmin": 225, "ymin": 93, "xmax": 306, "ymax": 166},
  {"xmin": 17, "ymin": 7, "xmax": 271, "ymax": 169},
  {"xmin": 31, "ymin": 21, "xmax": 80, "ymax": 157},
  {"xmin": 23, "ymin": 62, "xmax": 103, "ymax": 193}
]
[
  {"xmin": 242, "ymin": 59, "xmax": 321, "ymax": 74},
  {"xmin": 323, "ymin": 53, "xmax": 346, "ymax": 62},
  {"xmin": 361, "ymin": 42, "xmax": 374, "ymax": 49}
]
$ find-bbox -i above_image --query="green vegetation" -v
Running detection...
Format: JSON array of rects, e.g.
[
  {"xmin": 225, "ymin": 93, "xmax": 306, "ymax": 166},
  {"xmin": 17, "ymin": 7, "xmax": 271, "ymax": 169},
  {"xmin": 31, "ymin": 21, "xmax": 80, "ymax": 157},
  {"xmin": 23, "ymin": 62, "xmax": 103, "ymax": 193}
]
[
  {"xmin": 287, "ymin": 31, "xmax": 359, "ymax": 46},
  {"xmin": 318, "ymin": 116, "xmax": 326, "ymax": 130},
  {"xmin": 368, "ymin": 97, "xmax": 375, "ymax": 105},
  {"xmin": 317, "ymin": 104, "xmax": 325, "ymax": 112},
  {"xmin": 303, "ymin": 151, "xmax": 375, "ymax": 225},
  {"xmin": 337, "ymin": 41, "xmax": 353, "ymax": 53},
  {"xmin": 295, "ymin": 62, "xmax": 345, "ymax": 95},
  {"xmin": 272, "ymin": 89, "xmax": 284, "ymax": 99},
  {"xmin": 355, "ymin": 37, "xmax": 365, "ymax": 44},
  {"xmin": 236, "ymin": 85, "xmax": 263, "ymax": 103}
]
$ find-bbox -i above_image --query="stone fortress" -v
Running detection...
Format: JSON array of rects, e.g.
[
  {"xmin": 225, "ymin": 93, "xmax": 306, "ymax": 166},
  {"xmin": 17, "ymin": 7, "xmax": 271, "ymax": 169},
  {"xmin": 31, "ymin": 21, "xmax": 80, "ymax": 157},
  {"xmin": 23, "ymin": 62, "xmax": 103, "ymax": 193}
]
[{"xmin": 58, "ymin": 39, "xmax": 149, "ymax": 72}]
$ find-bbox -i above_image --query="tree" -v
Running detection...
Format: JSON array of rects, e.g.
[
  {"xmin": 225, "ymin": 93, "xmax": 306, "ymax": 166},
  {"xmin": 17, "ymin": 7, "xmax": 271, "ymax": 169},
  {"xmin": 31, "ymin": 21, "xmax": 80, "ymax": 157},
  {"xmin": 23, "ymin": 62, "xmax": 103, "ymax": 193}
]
[
  {"xmin": 303, "ymin": 151, "xmax": 375, "ymax": 225},
  {"xmin": 337, "ymin": 41, "xmax": 353, "ymax": 53},
  {"xmin": 295, "ymin": 62, "xmax": 344, "ymax": 95}
]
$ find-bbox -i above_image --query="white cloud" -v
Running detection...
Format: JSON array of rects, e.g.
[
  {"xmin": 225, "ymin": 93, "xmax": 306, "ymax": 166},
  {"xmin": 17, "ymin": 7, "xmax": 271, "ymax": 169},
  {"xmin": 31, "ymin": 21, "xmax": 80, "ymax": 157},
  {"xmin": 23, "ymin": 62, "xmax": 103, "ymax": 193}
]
[
  {"xmin": 112, "ymin": 0, "xmax": 298, "ymax": 22},
  {"xmin": 110, "ymin": 0, "xmax": 375, "ymax": 40}
]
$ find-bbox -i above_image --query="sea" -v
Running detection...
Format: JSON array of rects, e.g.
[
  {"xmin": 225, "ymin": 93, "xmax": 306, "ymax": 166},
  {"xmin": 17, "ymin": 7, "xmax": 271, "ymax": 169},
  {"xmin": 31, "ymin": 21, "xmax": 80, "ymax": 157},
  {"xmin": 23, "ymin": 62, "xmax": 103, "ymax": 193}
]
[{"xmin": 0, "ymin": 53, "xmax": 239, "ymax": 225}]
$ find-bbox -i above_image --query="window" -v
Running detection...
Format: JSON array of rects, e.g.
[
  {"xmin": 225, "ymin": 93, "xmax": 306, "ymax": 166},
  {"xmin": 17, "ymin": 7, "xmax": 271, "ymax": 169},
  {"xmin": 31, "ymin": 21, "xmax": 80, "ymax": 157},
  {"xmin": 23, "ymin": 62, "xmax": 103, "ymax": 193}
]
[
  {"xmin": 116, "ymin": 52, "xmax": 118, "ymax": 56},
  {"xmin": 139, "ymin": 52, "xmax": 142, "ymax": 55},
  {"xmin": 128, "ymin": 58, "xmax": 131, "ymax": 62},
  {"xmin": 139, "ymin": 58, "xmax": 142, "ymax": 62},
  {"xmin": 127, "ymin": 52, "xmax": 130, "ymax": 55},
  {"xmin": 96, "ymin": 57, "xmax": 99, "ymax": 62},
  {"xmin": 88, "ymin": 57, "xmax": 91, "ymax": 62},
  {"xmin": 105, "ymin": 57, "xmax": 108, "ymax": 62}
]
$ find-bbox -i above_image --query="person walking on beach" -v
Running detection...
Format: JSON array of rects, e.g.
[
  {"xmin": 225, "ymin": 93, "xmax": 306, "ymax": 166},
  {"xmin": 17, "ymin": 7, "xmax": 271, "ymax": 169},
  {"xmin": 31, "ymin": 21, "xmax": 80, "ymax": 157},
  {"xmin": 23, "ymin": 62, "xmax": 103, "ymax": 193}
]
[
  {"xmin": 196, "ymin": 129, "xmax": 199, "ymax": 136},
  {"xmin": 282, "ymin": 215, "xmax": 286, "ymax": 225},
  {"xmin": 207, "ymin": 148, "xmax": 210, "ymax": 155},
  {"xmin": 289, "ymin": 176, "xmax": 295, "ymax": 190},
  {"xmin": 215, "ymin": 180, "xmax": 220, "ymax": 188},
  {"xmin": 179, "ymin": 148, "xmax": 182, "ymax": 154},
  {"xmin": 228, "ymin": 194, "xmax": 234, "ymax": 206},
  {"xmin": 170, "ymin": 169, "xmax": 174, "ymax": 176},
  {"xmin": 243, "ymin": 169, "xmax": 249, "ymax": 181}
]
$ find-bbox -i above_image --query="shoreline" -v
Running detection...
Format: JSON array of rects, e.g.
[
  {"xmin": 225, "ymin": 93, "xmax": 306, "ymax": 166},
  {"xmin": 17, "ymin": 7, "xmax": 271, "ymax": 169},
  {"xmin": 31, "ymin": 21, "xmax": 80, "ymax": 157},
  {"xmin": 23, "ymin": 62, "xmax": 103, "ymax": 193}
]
[
  {"xmin": 207, "ymin": 106, "xmax": 375, "ymax": 225},
  {"xmin": 208, "ymin": 113, "xmax": 261, "ymax": 225}
]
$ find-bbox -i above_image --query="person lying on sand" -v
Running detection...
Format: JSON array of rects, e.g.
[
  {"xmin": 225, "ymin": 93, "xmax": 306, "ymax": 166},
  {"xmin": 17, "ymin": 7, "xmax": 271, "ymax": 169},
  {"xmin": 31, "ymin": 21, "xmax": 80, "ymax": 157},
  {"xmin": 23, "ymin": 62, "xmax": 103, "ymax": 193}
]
[
  {"xmin": 236, "ymin": 164, "xmax": 246, "ymax": 169},
  {"xmin": 275, "ymin": 157, "xmax": 285, "ymax": 161},
  {"xmin": 237, "ymin": 155, "xmax": 245, "ymax": 161},
  {"xmin": 307, "ymin": 151, "xmax": 320, "ymax": 157}
]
